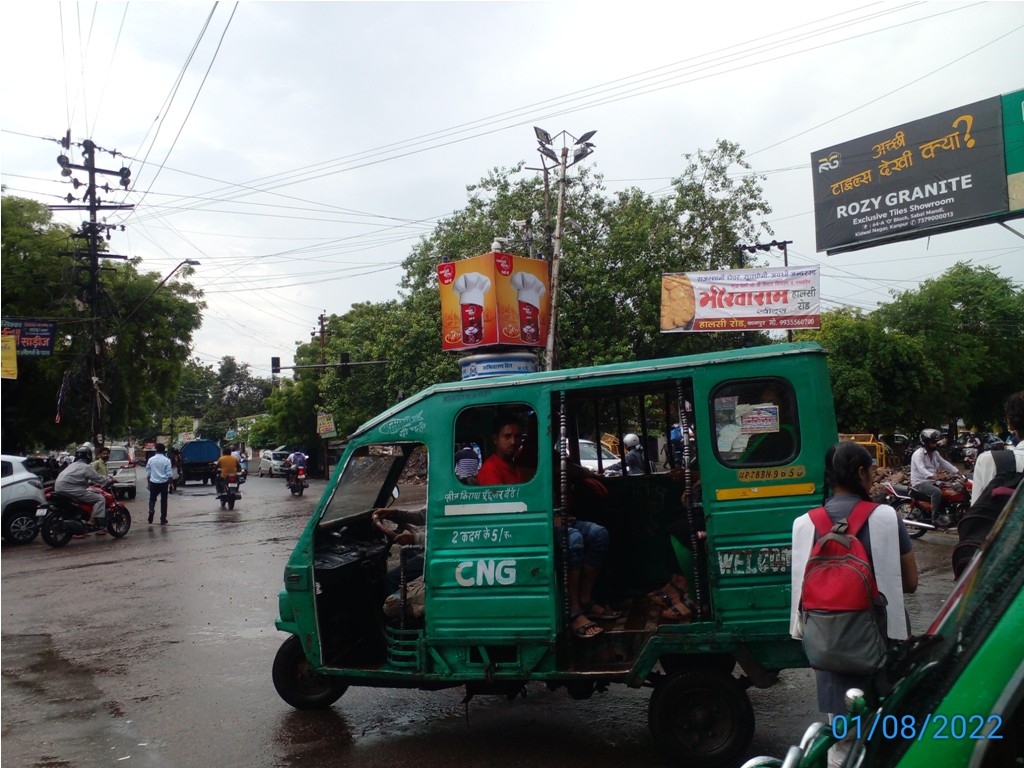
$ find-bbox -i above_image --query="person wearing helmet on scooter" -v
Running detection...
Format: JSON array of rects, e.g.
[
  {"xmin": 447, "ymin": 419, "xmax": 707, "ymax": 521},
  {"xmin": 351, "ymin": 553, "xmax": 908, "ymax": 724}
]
[
  {"xmin": 622, "ymin": 433, "xmax": 647, "ymax": 476},
  {"xmin": 910, "ymin": 428, "xmax": 959, "ymax": 524},
  {"xmin": 54, "ymin": 445, "xmax": 107, "ymax": 527}
]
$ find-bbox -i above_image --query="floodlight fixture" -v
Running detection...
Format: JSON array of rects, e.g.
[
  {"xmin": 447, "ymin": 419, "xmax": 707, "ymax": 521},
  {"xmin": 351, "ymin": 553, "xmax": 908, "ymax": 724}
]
[
  {"xmin": 575, "ymin": 130, "xmax": 597, "ymax": 144},
  {"xmin": 538, "ymin": 145, "xmax": 559, "ymax": 163},
  {"xmin": 534, "ymin": 126, "xmax": 553, "ymax": 145}
]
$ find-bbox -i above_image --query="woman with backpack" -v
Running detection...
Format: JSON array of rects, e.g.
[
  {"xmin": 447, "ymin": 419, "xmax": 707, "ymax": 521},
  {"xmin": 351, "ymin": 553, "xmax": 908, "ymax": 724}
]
[{"xmin": 790, "ymin": 442, "xmax": 918, "ymax": 768}]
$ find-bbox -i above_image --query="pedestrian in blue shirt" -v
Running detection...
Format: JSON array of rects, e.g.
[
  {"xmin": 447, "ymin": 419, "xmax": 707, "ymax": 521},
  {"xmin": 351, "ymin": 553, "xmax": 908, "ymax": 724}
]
[{"xmin": 146, "ymin": 443, "xmax": 174, "ymax": 524}]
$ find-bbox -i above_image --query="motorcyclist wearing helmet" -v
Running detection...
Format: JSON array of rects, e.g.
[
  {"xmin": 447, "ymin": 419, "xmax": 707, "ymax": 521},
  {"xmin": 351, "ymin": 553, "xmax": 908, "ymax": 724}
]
[
  {"xmin": 54, "ymin": 445, "xmax": 107, "ymax": 526},
  {"xmin": 622, "ymin": 433, "xmax": 647, "ymax": 476},
  {"xmin": 910, "ymin": 428, "xmax": 959, "ymax": 522}
]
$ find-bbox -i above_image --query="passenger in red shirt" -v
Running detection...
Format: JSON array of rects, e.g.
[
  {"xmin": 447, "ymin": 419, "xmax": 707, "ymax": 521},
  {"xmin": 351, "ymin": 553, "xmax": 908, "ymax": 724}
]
[{"xmin": 477, "ymin": 414, "xmax": 535, "ymax": 485}]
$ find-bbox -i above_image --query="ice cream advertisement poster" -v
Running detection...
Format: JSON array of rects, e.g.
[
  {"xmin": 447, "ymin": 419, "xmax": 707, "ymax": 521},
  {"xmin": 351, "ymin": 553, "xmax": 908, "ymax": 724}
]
[
  {"xmin": 437, "ymin": 252, "xmax": 550, "ymax": 351},
  {"xmin": 661, "ymin": 266, "xmax": 820, "ymax": 333}
]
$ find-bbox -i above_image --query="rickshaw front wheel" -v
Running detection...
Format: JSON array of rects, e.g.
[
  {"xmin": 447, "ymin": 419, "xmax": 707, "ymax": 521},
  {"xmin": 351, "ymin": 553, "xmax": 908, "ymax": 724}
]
[
  {"xmin": 648, "ymin": 667, "xmax": 754, "ymax": 768},
  {"xmin": 273, "ymin": 635, "xmax": 348, "ymax": 710}
]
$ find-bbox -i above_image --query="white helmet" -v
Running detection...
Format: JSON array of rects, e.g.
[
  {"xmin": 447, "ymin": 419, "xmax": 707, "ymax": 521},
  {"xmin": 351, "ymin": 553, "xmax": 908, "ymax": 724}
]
[{"xmin": 623, "ymin": 433, "xmax": 640, "ymax": 449}]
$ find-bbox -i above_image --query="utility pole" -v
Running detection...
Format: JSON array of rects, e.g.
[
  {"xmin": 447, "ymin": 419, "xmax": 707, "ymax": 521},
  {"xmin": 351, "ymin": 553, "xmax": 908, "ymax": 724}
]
[
  {"xmin": 311, "ymin": 311, "xmax": 330, "ymax": 365},
  {"xmin": 50, "ymin": 133, "xmax": 134, "ymax": 446}
]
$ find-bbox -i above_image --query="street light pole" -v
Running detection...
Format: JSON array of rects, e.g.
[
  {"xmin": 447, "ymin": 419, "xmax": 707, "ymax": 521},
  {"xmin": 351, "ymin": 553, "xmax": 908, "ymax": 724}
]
[
  {"xmin": 119, "ymin": 259, "xmax": 200, "ymax": 327},
  {"xmin": 533, "ymin": 127, "xmax": 596, "ymax": 372}
]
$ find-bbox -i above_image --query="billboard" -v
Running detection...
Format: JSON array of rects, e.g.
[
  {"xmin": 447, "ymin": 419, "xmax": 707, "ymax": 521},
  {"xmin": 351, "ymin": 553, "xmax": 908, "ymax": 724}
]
[
  {"xmin": 437, "ymin": 252, "xmax": 550, "ymax": 351},
  {"xmin": 661, "ymin": 266, "xmax": 820, "ymax": 333},
  {"xmin": 811, "ymin": 93, "xmax": 1022, "ymax": 254},
  {"xmin": 1, "ymin": 318, "xmax": 57, "ymax": 357}
]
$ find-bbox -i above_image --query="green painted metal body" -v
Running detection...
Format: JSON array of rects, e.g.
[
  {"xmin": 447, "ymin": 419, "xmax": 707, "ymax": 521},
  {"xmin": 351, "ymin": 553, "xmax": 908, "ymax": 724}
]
[{"xmin": 276, "ymin": 342, "xmax": 838, "ymax": 687}]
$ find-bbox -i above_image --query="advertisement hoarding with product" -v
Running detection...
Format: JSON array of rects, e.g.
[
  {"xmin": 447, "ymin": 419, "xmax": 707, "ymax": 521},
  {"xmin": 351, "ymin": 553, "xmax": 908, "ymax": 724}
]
[
  {"xmin": 811, "ymin": 89, "xmax": 1024, "ymax": 254},
  {"xmin": 660, "ymin": 266, "xmax": 820, "ymax": 334},
  {"xmin": 437, "ymin": 252, "xmax": 550, "ymax": 351}
]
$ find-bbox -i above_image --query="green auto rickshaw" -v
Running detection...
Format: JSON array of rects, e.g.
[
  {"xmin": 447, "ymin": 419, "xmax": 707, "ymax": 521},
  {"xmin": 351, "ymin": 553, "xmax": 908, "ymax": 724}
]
[{"xmin": 274, "ymin": 342, "xmax": 839, "ymax": 767}]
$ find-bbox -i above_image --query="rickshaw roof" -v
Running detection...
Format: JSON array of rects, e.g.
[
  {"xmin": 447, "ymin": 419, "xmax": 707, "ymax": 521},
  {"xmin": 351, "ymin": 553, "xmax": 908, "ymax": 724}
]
[{"xmin": 350, "ymin": 341, "xmax": 826, "ymax": 440}]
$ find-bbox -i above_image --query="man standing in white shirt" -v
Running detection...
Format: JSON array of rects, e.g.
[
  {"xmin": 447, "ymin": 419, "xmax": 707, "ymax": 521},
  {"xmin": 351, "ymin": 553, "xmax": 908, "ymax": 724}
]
[{"xmin": 971, "ymin": 392, "xmax": 1024, "ymax": 505}]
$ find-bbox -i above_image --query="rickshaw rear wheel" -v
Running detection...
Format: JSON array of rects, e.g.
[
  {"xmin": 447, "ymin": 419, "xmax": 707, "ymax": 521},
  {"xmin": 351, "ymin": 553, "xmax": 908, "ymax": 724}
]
[
  {"xmin": 273, "ymin": 635, "xmax": 348, "ymax": 710},
  {"xmin": 648, "ymin": 667, "xmax": 754, "ymax": 768}
]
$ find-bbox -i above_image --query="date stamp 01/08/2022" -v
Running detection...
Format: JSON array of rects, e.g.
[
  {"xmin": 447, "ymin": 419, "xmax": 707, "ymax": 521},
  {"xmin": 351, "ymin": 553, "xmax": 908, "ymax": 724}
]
[{"xmin": 831, "ymin": 713, "xmax": 1003, "ymax": 742}]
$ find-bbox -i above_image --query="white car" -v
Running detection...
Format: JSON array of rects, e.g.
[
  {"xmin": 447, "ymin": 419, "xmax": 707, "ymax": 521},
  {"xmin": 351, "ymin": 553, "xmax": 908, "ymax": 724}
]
[
  {"xmin": 1, "ymin": 454, "xmax": 47, "ymax": 544},
  {"xmin": 259, "ymin": 449, "xmax": 289, "ymax": 477},
  {"xmin": 578, "ymin": 440, "xmax": 622, "ymax": 474},
  {"xmin": 105, "ymin": 445, "xmax": 138, "ymax": 500}
]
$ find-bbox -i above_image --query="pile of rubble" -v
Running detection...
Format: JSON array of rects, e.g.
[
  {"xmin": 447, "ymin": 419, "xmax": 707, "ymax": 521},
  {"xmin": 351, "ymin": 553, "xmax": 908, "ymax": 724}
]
[{"xmin": 870, "ymin": 464, "xmax": 910, "ymax": 499}]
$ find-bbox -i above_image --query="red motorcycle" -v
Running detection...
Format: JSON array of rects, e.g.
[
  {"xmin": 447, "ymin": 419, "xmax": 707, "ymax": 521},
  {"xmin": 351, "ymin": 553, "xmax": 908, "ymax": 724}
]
[
  {"xmin": 35, "ymin": 479, "xmax": 132, "ymax": 547},
  {"xmin": 876, "ymin": 474, "xmax": 971, "ymax": 539}
]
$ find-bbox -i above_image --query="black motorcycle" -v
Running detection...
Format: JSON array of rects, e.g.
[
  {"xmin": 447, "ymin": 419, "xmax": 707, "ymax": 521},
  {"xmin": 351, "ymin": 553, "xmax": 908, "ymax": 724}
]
[
  {"xmin": 286, "ymin": 464, "xmax": 308, "ymax": 496},
  {"xmin": 216, "ymin": 474, "xmax": 243, "ymax": 510}
]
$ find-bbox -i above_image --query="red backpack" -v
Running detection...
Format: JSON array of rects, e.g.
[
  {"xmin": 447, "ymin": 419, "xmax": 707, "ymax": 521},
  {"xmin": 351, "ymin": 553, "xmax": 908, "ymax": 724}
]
[{"xmin": 799, "ymin": 500, "xmax": 887, "ymax": 673}]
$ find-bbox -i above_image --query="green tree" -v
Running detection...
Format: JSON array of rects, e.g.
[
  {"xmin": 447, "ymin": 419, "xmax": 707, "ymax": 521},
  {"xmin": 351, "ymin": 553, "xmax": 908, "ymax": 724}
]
[
  {"xmin": 796, "ymin": 309, "xmax": 933, "ymax": 433},
  {"xmin": 1, "ymin": 194, "xmax": 205, "ymax": 451},
  {"xmin": 312, "ymin": 143, "xmax": 775, "ymax": 433},
  {"xmin": 873, "ymin": 262, "xmax": 1024, "ymax": 430}
]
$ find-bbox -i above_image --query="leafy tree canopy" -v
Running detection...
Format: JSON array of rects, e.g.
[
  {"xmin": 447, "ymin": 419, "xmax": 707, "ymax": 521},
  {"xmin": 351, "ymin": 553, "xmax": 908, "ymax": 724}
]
[{"xmin": 1, "ymin": 194, "xmax": 205, "ymax": 452}]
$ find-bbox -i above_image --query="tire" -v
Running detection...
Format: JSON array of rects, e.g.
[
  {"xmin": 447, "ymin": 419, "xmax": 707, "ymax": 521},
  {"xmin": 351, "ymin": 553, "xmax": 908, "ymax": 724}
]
[
  {"xmin": 259, "ymin": 468, "xmax": 264, "ymax": 478},
  {"xmin": 895, "ymin": 502, "xmax": 927, "ymax": 539},
  {"xmin": 128, "ymin": 487, "xmax": 137, "ymax": 500},
  {"xmin": 2, "ymin": 505, "xmax": 40, "ymax": 544},
  {"xmin": 107, "ymin": 506, "xmax": 132, "ymax": 538},
  {"xmin": 40, "ymin": 513, "xmax": 74, "ymax": 548},
  {"xmin": 272, "ymin": 635, "xmax": 347, "ymax": 710},
  {"xmin": 228, "ymin": 495, "xmax": 235, "ymax": 511},
  {"xmin": 296, "ymin": 484, "xmax": 304, "ymax": 497},
  {"xmin": 202, "ymin": 477, "xmax": 209, "ymax": 486},
  {"xmin": 648, "ymin": 668, "xmax": 754, "ymax": 768}
]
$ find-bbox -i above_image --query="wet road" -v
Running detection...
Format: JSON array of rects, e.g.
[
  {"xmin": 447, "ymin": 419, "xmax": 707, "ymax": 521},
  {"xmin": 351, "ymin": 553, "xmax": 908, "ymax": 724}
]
[{"xmin": 1, "ymin": 473, "xmax": 958, "ymax": 768}]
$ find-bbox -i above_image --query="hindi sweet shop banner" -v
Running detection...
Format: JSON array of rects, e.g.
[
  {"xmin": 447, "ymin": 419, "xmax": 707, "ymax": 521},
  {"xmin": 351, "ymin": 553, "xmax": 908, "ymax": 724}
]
[
  {"xmin": 660, "ymin": 267, "xmax": 820, "ymax": 334},
  {"xmin": 811, "ymin": 96, "xmax": 1008, "ymax": 254}
]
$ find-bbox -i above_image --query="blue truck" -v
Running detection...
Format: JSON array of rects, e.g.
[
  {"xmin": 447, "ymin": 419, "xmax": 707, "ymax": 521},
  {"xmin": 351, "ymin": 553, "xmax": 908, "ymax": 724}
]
[{"xmin": 178, "ymin": 439, "xmax": 220, "ymax": 486}]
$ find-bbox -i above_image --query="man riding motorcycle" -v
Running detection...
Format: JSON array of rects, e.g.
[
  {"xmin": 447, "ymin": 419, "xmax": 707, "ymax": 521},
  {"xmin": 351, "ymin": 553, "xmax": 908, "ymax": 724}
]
[
  {"xmin": 215, "ymin": 447, "xmax": 243, "ymax": 495},
  {"xmin": 54, "ymin": 446, "xmax": 108, "ymax": 526},
  {"xmin": 283, "ymin": 450, "xmax": 306, "ymax": 486},
  {"xmin": 910, "ymin": 428, "xmax": 959, "ymax": 523}
]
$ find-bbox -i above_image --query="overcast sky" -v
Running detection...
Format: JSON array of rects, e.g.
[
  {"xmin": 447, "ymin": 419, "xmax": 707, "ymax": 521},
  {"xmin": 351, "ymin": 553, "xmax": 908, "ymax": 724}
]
[{"xmin": 2, "ymin": 1, "xmax": 1022, "ymax": 378}]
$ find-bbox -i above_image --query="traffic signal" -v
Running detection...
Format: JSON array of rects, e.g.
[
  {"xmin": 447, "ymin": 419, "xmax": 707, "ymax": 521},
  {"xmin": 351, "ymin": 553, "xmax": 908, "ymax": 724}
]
[
  {"xmin": 271, "ymin": 357, "xmax": 280, "ymax": 374},
  {"xmin": 340, "ymin": 352, "xmax": 350, "ymax": 379}
]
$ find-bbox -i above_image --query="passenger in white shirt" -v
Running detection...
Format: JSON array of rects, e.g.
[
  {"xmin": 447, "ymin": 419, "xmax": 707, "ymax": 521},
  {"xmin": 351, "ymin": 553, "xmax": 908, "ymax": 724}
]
[{"xmin": 970, "ymin": 392, "xmax": 1024, "ymax": 505}]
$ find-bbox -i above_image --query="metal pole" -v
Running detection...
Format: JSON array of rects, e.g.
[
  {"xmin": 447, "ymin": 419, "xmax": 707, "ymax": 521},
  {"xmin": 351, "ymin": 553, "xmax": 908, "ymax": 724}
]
[{"xmin": 544, "ymin": 146, "xmax": 569, "ymax": 372}]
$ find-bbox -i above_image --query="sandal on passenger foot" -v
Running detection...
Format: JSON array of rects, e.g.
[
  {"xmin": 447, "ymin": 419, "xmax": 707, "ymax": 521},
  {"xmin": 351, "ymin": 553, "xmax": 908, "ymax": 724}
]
[
  {"xmin": 661, "ymin": 598, "xmax": 697, "ymax": 622},
  {"xmin": 570, "ymin": 611, "xmax": 603, "ymax": 639},
  {"xmin": 584, "ymin": 601, "xmax": 622, "ymax": 621},
  {"xmin": 647, "ymin": 581, "xmax": 684, "ymax": 607}
]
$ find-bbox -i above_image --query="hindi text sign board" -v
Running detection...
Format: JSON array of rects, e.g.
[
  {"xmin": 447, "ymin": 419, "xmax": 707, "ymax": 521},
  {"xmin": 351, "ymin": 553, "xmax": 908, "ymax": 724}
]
[
  {"xmin": 1, "ymin": 318, "xmax": 56, "ymax": 357},
  {"xmin": 317, "ymin": 412, "xmax": 337, "ymax": 439},
  {"xmin": 812, "ymin": 95, "xmax": 1011, "ymax": 254},
  {"xmin": 661, "ymin": 267, "xmax": 820, "ymax": 334},
  {"xmin": 437, "ymin": 252, "xmax": 550, "ymax": 351}
]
